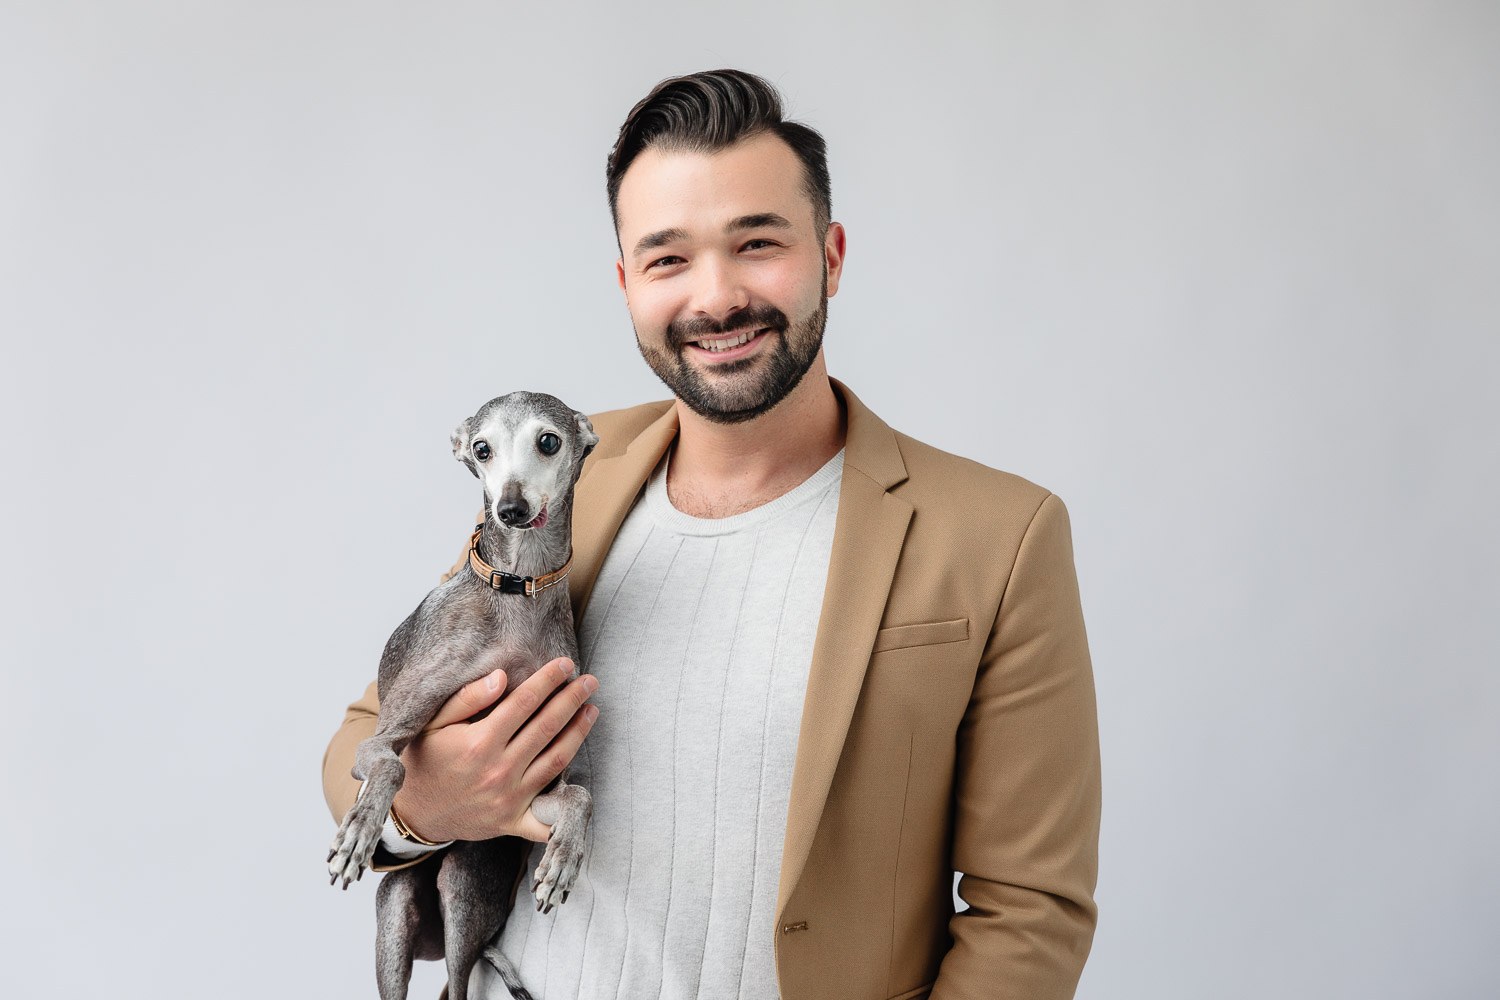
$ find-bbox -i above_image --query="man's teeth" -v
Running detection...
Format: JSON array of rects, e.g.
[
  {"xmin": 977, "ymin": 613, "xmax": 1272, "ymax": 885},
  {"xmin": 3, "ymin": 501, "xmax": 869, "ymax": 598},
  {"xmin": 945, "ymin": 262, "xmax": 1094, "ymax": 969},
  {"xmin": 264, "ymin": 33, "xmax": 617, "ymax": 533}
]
[{"xmin": 695, "ymin": 329, "xmax": 758, "ymax": 353}]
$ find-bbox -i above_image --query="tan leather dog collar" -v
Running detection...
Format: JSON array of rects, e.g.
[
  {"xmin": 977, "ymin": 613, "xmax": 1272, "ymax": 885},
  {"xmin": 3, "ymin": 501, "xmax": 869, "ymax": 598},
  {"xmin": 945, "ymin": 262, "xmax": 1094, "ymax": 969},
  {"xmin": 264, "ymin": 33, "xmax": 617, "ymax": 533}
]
[{"xmin": 467, "ymin": 524, "xmax": 572, "ymax": 597}]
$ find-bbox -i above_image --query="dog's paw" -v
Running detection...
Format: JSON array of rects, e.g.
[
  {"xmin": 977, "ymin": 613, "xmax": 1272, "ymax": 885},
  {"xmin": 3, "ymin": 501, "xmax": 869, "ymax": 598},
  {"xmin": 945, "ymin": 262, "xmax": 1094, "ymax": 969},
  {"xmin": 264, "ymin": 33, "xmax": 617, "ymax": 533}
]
[
  {"xmin": 531, "ymin": 829, "xmax": 585, "ymax": 914},
  {"xmin": 326, "ymin": 800, "xmax": 382, "ymax": 889}
]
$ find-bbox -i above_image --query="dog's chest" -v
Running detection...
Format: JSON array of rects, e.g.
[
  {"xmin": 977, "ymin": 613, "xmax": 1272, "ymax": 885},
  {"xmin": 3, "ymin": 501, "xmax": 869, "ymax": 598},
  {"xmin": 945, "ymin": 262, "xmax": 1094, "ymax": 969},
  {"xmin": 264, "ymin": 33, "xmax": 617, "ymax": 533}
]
[{"xmin": 477, "ymin": 589, "xmax": 576, "ymax": 686}]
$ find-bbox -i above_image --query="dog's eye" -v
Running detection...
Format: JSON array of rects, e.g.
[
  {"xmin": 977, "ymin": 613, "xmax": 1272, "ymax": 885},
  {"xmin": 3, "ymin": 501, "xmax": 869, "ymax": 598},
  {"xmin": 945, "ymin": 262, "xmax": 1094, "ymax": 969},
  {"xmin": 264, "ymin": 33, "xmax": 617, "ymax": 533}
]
[
  {"xmin": 537, "ymin": 433, "xmax": 561, "ymax": 456},
  {"xmin": 473, "ymin": 441, "xmax": 491, "ymax": 462}
]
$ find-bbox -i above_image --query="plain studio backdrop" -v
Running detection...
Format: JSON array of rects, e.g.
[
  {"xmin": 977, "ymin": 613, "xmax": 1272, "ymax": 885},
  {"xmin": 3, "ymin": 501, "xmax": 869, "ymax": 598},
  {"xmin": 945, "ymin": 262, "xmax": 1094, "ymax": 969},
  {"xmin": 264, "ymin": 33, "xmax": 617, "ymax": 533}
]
[{"xmin": 2, "ymin": 2, "xmax": 1496, "ymax": 998}]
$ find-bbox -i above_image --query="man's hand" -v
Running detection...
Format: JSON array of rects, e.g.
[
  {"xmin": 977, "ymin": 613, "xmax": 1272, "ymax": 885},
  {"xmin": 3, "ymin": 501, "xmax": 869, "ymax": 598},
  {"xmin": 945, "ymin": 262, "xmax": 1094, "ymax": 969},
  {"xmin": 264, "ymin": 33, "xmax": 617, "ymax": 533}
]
[{"xmin": 390, "ymin": 657, "xmax": 599, "ymax": 844}]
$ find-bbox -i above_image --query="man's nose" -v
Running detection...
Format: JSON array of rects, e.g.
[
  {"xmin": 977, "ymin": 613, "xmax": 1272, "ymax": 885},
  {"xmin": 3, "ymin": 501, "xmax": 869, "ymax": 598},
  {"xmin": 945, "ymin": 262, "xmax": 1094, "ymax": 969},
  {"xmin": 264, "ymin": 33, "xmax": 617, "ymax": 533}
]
[{"xmin": 687, "ymin": 255, "xmax": 749, "ymax": 325}]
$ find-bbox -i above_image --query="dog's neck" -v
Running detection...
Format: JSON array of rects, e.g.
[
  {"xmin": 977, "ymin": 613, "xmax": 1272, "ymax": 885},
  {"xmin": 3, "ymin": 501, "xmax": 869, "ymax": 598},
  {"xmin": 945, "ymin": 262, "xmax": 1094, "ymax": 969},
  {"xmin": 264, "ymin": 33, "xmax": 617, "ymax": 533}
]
[{"xmin": 474, "ymin": 499, "xmax": 573, "ymax": 581}]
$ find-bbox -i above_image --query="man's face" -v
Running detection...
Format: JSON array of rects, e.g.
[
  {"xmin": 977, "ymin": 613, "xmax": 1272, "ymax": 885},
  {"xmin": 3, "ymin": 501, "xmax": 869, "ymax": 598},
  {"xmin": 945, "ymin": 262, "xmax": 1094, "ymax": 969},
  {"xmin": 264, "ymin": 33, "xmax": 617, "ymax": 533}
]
[{"xmin": 614, "ymin": 132, "xmax": 844, "ymax": 424}]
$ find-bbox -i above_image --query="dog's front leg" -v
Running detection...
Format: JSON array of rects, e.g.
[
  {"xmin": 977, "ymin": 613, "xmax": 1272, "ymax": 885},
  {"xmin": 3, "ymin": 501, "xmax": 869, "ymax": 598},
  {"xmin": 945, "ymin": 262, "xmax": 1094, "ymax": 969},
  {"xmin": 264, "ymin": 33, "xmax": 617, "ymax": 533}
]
[
  {"xmin": 327, "ymin": 669, "xmax": 456, "ymax": 888},
  {"xmin": 326, "ymin": 734, "xmax": 410, "ymax": 888},
  {"xmin": 527, "ymin": 774, "xmax": 592, "ymax": 913}
]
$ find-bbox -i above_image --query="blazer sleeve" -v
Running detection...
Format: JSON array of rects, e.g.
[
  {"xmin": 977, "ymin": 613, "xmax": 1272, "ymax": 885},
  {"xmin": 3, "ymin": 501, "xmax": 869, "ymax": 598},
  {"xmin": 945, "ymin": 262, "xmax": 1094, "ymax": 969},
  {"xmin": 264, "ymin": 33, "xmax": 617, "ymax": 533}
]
[
  {"xmin": 319, "ymin": 530, "xmax": 475, "ymax": 871},
  {"xmin": 932, "ymin": 493, "xmax": 1102, "ymax": 999}
]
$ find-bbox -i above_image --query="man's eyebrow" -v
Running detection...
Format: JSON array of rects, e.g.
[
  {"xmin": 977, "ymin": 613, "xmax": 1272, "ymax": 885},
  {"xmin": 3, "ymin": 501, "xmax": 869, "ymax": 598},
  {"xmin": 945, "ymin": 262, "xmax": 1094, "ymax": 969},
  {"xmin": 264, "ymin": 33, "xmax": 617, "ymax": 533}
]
[
  {"xmin": 726, "ymin": 213, "xmax": 793, "ymax": 233},
  {"xmin": 632, "ymin": 227, "xmax": 689, "ymax": 258},
  {"xmin": 630, "ymin": 214, "xmax": 793, "ymax": 259}
]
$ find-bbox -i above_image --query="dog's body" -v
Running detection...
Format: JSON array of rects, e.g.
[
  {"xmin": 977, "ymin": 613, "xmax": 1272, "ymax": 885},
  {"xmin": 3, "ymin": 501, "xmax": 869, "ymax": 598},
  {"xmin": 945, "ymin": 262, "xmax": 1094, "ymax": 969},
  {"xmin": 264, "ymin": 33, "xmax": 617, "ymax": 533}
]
[{"xmin": 327, "ymin": 391, "xmax": 599, "ymax": 1000}]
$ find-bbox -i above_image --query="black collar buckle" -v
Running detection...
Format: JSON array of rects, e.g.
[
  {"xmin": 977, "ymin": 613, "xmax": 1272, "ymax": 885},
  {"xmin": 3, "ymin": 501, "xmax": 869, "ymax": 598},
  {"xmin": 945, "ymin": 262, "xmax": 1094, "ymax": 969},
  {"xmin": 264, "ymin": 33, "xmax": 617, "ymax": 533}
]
[{"xmin": 488, "ymin": 570, "xmax": 530, "ymax": 595}]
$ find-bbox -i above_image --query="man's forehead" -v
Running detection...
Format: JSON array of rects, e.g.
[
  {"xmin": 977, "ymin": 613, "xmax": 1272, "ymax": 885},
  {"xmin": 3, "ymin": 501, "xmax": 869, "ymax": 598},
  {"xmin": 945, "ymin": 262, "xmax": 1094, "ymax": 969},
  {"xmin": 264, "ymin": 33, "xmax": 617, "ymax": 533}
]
[{"xmin": 615, "ymin": 133, "xmax": 814, "ymax": 246}]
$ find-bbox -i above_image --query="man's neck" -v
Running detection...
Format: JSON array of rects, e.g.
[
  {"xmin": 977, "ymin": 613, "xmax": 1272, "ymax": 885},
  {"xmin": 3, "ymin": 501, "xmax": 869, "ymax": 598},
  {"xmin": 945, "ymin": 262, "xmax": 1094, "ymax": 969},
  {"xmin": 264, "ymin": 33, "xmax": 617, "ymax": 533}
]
[{"xmin": 666, "ymin": 353, "xmax": 846, "ymax": 519}]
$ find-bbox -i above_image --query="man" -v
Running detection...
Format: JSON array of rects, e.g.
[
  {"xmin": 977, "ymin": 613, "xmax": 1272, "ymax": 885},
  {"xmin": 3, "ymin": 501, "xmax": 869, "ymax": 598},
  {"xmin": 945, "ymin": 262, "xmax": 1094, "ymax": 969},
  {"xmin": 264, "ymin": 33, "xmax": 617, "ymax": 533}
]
[{"xmin": 324, "ymin": 69, "xmax": 1100, "ymax": 999}]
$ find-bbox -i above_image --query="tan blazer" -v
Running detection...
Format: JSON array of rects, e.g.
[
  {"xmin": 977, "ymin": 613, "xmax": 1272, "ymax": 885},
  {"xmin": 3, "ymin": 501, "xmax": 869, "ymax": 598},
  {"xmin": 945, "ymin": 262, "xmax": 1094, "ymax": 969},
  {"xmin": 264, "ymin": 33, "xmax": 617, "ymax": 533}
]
[{"xmin": 322, "ymin": 379, "xmax": 1100, "ymax": 1000}]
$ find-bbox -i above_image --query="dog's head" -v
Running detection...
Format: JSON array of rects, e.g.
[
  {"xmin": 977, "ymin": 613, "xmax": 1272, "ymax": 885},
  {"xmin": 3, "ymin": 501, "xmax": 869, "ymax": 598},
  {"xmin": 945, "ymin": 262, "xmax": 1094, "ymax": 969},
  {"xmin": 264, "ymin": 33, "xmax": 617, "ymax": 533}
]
[{"xmin": 451, "ymin": 391, "xmax": 599, "ymax": 531}]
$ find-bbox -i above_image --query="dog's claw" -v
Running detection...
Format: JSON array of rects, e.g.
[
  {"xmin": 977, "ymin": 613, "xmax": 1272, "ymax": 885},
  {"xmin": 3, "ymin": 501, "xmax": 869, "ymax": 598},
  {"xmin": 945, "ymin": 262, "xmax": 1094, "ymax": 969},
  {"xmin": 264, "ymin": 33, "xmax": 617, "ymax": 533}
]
[
  {"xmin": 531, "ymin": 815, "xmax": 587, "ymax": 914},
  {"xmin": 536, "ymin": 898, "xmax": 543, "ymax": 911},
  {"xmin": 326, "ymin": 797, "xmax": 386, "ymax": 891}
]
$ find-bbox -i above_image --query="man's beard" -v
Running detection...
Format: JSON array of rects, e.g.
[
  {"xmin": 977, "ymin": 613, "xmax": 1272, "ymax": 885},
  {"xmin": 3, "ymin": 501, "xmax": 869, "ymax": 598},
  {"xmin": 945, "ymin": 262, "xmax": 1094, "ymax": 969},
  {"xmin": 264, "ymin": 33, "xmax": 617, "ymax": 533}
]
[{"xmin": 635, "ymin": 273, "xmax": 828, "ymax": 426}]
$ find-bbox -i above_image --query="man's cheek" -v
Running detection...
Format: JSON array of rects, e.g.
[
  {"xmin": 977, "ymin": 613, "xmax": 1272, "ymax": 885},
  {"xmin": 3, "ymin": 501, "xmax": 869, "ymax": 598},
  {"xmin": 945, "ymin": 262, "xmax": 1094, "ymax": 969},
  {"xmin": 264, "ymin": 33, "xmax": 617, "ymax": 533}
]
[{"xmin": 770, "ymin": 265, "xmax": 816, "ymax": 307}]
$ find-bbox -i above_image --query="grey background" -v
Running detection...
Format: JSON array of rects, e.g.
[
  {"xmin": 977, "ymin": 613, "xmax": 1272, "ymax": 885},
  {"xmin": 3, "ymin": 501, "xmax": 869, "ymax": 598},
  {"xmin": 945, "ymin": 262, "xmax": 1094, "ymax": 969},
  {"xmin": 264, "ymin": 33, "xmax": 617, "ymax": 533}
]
[{"xmin": 3, "ymin": 2, "xmax": 1496, "ymax": 997}]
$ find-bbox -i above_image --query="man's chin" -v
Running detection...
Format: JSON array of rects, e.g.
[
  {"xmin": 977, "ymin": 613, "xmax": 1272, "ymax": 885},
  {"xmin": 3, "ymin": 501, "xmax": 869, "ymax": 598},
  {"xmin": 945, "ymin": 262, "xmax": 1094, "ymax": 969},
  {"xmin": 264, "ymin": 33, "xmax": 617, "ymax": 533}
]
[
  {"xmin": 641, "ymin": 316, "xmax": 822, "ymax": 424},
  {"xmin": 675, "ymin": 368, "xmax": 815, "ymax": 425},
  {"xmin": 680, "ymin": 395, "xmax": 781, "ymax": 425}
]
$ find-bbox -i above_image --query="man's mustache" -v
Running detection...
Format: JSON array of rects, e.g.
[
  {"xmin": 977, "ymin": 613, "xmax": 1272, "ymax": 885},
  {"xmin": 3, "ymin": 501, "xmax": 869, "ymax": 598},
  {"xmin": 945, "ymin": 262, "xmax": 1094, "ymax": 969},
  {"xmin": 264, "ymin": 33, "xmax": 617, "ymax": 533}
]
[{"xmin": 665, "ymin": 305, "xmax": 789, "ymax": 350}]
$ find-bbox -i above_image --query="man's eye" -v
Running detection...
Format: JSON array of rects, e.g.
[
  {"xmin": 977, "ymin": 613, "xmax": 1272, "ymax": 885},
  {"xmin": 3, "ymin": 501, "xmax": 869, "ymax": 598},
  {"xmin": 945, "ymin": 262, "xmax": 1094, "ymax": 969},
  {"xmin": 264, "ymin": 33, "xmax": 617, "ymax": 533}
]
[
  {"xmin": 537, "ymin": 433, "xmax": 561, "ymax": 456},
  {"xmin": 648, "ymin": 255, "xmax": 684, "ymax": 269},
  {"xmin": 473, "ymin": 441, "xmax": 491, "ymax": 461},
  {"xmin": 741, "ymin": 239, "xmax": 777, "ymax": 251}
]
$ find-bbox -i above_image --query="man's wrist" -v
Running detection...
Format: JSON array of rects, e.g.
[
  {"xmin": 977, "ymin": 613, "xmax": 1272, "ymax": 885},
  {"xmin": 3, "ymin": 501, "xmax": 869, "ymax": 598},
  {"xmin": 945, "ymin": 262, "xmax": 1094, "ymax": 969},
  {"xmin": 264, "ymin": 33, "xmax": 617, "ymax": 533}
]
[
  {"xmin": 360, "ymin": 780, "xmax": 453, "ymax": 858},
  {"xmin": 379, "ymin": 814, "xmax": 452, "ymax": 859},
  {"xmin": 389, "ymin": 799, "xmax": 444, "ymax": 847}
]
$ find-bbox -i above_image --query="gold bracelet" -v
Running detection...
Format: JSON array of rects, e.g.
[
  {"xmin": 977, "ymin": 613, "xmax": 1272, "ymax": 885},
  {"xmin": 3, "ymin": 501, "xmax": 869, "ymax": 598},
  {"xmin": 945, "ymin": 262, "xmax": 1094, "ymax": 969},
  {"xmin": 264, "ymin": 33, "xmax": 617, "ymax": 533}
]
[{"xmin": 389, "ymin": 801, "xmax": 442, "ymax": 847}]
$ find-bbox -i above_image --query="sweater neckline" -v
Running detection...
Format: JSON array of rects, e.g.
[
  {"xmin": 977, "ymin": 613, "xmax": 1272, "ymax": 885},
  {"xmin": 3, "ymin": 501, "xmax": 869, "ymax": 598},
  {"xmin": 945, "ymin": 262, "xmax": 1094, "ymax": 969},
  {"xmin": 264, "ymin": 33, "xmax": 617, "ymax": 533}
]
[{"xmin": 644, "ymin": 446, "xmax": 845, "ymax": 537}]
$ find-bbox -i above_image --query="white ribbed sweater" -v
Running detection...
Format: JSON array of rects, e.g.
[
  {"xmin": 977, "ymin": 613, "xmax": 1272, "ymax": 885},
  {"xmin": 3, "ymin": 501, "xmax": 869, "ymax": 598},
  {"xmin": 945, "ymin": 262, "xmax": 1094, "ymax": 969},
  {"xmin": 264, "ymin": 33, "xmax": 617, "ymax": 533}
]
[{"xmin": 472, "ymin": 448, "xmax": 844, "ymax": 999}]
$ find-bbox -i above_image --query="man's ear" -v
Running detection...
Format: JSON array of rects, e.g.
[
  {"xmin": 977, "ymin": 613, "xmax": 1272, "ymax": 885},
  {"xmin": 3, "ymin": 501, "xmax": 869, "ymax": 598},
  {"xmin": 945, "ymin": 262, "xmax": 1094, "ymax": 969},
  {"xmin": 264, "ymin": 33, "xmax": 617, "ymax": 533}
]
[
  {"xmin": 451, "ymin": 419, "xmax": 479, "ymax": 479},
  {"xmin": 574, "ymin": 412, "xmax": 599, "ymax": 463},
  {"xmin": 823, "ymin": 220, "xmax": 847, "ymax": 299}
]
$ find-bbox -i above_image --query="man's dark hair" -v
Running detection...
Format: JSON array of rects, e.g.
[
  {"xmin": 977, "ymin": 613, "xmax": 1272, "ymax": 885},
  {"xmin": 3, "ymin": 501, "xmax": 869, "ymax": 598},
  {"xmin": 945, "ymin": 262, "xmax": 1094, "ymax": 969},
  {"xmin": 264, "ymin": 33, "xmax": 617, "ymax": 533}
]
[{"xmin": 606, "ymin": 69, "xmax": 832, "ymax": 240}]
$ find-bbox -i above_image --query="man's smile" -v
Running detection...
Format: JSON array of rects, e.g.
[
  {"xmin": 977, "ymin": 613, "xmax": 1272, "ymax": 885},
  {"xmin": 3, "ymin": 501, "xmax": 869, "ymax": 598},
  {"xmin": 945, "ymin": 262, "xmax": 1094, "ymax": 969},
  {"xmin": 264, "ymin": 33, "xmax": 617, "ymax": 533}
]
[{"xmin": 685, "ymin": 327, "xmax": 772, "ymax": 361}]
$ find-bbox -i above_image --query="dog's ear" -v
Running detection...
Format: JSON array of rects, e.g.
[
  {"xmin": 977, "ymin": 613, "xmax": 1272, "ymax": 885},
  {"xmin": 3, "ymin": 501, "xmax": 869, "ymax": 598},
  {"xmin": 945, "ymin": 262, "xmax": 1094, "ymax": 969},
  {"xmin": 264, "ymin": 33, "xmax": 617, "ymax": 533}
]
[
  {"xmin": 573, "ymin": 412, "xmax": 599, "ymax": 464},
  {"xmin": 451, "ymin": 419, "xmax": 480, "ymax": 479}
]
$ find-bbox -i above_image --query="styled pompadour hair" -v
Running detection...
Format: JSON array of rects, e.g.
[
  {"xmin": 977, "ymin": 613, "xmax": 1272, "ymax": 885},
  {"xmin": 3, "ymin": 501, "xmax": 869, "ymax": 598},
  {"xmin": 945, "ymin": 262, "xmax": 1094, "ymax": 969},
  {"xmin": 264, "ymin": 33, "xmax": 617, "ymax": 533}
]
[{"xmin": 605, "ymin": 69, "xmax": 832, "ymax": 240}]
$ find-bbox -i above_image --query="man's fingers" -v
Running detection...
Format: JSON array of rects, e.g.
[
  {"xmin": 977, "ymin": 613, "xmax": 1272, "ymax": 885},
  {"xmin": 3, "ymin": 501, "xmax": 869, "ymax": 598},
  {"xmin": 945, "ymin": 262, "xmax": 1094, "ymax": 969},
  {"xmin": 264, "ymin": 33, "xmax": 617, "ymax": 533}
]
[
  {"xmin": 522, "ymin": 703, "xmax": 599, "ymax": 794},
  {"xmin": 475, "ymin": 657, "xmax": 577, "ymax": 742},
  {"xmin": 424, "ymin": 669, "xmax": 507, "ymax": 731},
  {"xmin": 499, "ymin": 667, "xmax": 597, "ymax": 769}
]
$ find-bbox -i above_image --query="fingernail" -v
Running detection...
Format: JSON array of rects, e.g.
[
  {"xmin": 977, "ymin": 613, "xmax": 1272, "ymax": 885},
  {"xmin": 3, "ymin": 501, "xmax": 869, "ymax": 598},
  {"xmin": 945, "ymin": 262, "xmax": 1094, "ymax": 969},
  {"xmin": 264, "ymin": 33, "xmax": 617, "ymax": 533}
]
[
  {"xmin": 585, "ymin": 705, "xmax": 599, "ymax": 723},
  {"xmin": 556, "ymin": 659, "xmax": 573, "ymax": 680},
  {"xmin": 486, "ymin": 671, "xmax": 501, "ymax": 692},
  {"xmin": 582, "ymin": 675, "xmax": 598, "ymax": 695}
]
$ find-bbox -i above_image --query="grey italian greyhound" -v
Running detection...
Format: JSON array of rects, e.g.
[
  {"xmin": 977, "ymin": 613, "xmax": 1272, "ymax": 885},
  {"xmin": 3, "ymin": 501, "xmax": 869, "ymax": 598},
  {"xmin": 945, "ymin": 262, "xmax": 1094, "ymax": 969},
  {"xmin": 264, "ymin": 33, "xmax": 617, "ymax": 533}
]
[{"xmin": 326, "ymin": 391, "xmax": 599, "ymax": 1000}]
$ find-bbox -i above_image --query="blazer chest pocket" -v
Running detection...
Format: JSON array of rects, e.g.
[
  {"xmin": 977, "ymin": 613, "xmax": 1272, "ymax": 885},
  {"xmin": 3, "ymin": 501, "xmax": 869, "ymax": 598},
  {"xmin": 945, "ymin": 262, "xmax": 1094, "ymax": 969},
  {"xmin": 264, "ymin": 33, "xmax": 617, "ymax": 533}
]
[
  {"xmin": 864, "ymin": 617, "xmax": 974, "ymax": 739},
  {"xmin": 871, "ymin": 617, "xmax": 969, "ymax": 654}
]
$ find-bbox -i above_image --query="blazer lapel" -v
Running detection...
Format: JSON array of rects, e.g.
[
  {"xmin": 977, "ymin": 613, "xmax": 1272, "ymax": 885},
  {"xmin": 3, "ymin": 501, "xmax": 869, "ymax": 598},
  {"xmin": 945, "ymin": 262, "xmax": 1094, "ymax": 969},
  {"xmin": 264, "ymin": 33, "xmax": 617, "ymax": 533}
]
[
  {"xmin": 776, "ymin": 379, "xmax": 912, "ymax": 920},
  {"xmin": 569, "ymin": 402, "xmax": 679, "ymax": 622}
]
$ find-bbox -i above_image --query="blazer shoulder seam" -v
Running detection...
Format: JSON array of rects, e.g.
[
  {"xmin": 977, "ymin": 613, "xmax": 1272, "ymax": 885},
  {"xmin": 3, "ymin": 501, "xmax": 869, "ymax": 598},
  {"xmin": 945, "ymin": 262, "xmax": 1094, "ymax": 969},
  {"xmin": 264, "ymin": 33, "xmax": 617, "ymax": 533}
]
[
  {"xmin": 891, "ymin": 429, "xmax": 1051, "ymax": 497},
  {"xmin": 996, "ymin": 491, "xmax": 1058, "ymax": 613}
]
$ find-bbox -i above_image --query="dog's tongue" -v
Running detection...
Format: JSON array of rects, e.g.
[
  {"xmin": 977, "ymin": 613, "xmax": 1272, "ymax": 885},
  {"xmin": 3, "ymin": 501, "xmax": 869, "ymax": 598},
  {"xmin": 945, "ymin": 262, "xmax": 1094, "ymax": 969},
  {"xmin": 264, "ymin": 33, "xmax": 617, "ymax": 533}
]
[{"xmin": 527, "ymin": 506, "xmax": 548, "ymax": 530}]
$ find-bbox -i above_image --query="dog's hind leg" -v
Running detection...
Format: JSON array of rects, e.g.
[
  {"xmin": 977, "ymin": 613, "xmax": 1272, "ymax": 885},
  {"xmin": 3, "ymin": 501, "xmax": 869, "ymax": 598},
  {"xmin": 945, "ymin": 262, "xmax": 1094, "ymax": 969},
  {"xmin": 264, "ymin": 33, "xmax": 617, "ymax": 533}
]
[
  {"xmin": 437, "ymin": 840, "xmax": 516, "ymax": 1000},
  {"xmin": 375, "ymin": 864, "xmax": 444, "ymax": 1000},
  {"xmin": 527, "ymin": 778, "xmax": 592, "ymax": 913}
]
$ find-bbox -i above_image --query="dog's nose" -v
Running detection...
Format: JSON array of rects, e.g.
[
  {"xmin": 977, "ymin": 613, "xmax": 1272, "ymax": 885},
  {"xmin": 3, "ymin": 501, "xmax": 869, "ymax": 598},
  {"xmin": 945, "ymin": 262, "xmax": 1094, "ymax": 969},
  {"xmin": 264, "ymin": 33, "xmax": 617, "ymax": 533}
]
[{"xmin": 496, "ymin": 501, "xmax": 530, "ymax": 527}]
